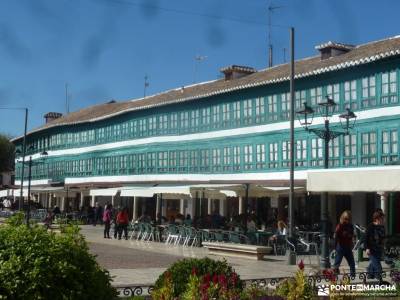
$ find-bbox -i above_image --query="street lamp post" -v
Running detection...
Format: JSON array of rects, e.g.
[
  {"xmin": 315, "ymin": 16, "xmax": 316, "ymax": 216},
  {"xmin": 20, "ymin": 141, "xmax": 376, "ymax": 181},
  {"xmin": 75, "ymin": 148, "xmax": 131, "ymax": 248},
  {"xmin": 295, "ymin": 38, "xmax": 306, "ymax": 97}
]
[
  {"xmin": 296, "ymin": 97, "xmax": 357, "ymax": 269},
  {"xmin": 16, "ymin": 150, "xmax": 48, "ymax": 226}
]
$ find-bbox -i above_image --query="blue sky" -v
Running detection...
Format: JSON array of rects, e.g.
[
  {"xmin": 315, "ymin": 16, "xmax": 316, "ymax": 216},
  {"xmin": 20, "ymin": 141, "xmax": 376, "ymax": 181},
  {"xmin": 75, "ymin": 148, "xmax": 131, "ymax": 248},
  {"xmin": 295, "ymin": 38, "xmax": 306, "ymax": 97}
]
[{"xmin": 0, "ymin": 0, "xmax": 399, "ymax": 137}]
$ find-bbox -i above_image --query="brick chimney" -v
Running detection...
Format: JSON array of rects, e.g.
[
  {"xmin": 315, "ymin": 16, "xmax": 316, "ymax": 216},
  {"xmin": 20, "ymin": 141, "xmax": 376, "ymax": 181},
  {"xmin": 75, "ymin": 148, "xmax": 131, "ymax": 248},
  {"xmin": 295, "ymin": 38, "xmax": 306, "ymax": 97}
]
[
  {"xmin": 315, "ymin": 41, "xmax": 354, "ymax": 60},
  {"xmin": 220, "ymin": 65, "xmax": 257, "ymax": 80},
  {"xmin": 44, "ymin": 112, "xmax": 63, "ymax": 124}
]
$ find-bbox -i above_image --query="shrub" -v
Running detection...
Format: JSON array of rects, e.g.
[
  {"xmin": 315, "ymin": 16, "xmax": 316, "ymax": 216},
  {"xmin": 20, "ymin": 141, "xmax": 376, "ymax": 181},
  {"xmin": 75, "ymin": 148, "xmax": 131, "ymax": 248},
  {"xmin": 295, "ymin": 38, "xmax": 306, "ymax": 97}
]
[
  {"xmin": 153, "ymin": 257, "xmax": 242, "ymax": 298},
  {"xmin": 0, "ymin": 215, "xmax": 117, "ymax": 299},
  {"xmin": 275, "ymin": 260, "xmax": 315, "ymax": 300}
]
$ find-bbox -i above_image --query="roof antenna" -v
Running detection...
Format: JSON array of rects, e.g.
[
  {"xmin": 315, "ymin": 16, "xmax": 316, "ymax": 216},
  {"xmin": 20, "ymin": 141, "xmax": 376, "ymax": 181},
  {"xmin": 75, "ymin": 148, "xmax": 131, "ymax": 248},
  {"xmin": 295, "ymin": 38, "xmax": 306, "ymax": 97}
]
[
  {"xmin": 193, "ymin": 55, "xmax": 207, "ymax": 84},
  {"xmin": 267, "ymin": 3, "xmax": 283, "ymax": 68},
  {"xmin": 144, "ymin": 75, "xmax": 149, "ymax": 98}
]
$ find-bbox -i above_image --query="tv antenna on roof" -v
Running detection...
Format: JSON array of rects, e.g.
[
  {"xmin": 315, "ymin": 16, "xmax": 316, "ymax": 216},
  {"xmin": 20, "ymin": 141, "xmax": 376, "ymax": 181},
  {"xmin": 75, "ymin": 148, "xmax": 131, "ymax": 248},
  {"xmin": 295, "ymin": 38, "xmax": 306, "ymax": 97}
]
[
  {"xmin": 144, "ymin": 75, "xmax": 149, "ymax": 98},
  {"xmin": 193, "ymin": 55, "xmax": 207, "ymax": 84},
  {"xmin": 267, "ymin": 3, "xmax": 283, "ymax": 68}
]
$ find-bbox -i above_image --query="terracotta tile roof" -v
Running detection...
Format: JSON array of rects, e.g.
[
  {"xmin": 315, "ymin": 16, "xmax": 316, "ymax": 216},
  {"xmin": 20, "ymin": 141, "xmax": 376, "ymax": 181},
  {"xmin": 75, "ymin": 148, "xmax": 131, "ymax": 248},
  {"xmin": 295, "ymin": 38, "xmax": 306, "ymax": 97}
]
[{"xmin": 14, "ymin": 35, "xmax": 400, "ymax": 141}]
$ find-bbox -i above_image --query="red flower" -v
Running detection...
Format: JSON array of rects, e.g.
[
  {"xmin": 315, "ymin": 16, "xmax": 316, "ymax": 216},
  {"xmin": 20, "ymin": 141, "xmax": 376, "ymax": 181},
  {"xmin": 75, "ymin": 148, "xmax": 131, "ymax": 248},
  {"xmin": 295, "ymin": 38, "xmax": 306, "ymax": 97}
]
[
  {"xmin": 191, "ymin": 267, "xmax": 197, "ymax": 276},
  {"xmin": 203, "ymin": 273, "xmax": 211, "ymax": 284},
  {"xmin": 212, "ymin": 274, "xmax": 218, "ymax": 284},
  {"xmin": 230, "ymin": 272, "xmax": 238, "ymax": 286},
  {"xmin": 218, "ymin": 274, "xmax": 227, "ymax": 287},
  {"xmin": 322, "ymin": 268, "xmax": 336, "ymax": 282},
  {"xmin": 298, "ymin": 259, "xmax": 305, "ymax": 270}
]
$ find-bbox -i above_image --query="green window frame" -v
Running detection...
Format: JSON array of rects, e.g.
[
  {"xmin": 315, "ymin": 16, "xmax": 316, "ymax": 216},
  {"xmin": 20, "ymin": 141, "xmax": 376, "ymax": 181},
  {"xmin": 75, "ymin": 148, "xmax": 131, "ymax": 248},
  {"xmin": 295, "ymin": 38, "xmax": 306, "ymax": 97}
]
[
  {"xmin": 138, "ymin": 119, "xmax": 147, "ymax": 137},
  {"xmin": 361, "ymin": 75, "xmax": 376, "ymax": 108},
  {"xmin": 267, "ymin": 95, "xmax": 278, "ymax": 121},
  {"xmin": 222, "ymin": 147, "xmax": 232, "ymax": 171},
  {"xmin": 343, "ymin": 80, "xmax": 358, "ymax": 110},
  {"xmin": 212, "ymin": 148, "xmax": 221, "ymax": 172},
  {"xmin": 281, "ymin": 92, "xmax": 290, "ymax": 120},
  {"xmin": 222, "ymin": 103, "xmax": 231, "ymax": 127},
  {"xmin": 255, "ymin": 97, "xmax": 265, "ymax": 123},
  {"xmin": 233, "ymin": 101, "xmax": 241, "ymax": 126},
  {"xmin": 243, "ymin": 145, "xmax": 253, "ymax": 170},
  {"xmin": 169, "ymin": 151, "xmax": 177, "ymax": 172},
  {"xmin": 158, "ymin": 151, "xmax": 168, "ymax": 173},
  {"xmin": 381, "ymin": 70, "xmax": 398, "ymax": 104},
  {"xmin": 296, "ymin": 139, "xmax": 307, "ymax": 167},
  {"xmin": 243, "ymin": 99, "xmax": 253, "ymax": 125},
  {"xmin": 201, "ymin": 107, "xmax": 211, "ymax": 130},
  {"xmin": 178, "ymin": 150, "xmax": 188, "ymax": 172},
  {"xmin": 326, "ymin": 84, "xmax": 340, "ymax": 104},
  {"xmin": 189, "ymin": 150, "xmax": 198, "ymax": 172},
  {"xmin": 200, "ymin": 149, "xmax": 210, "ymax": 172},
  {"xmin": 148, "ymin": 116, "xmax": 157, "ymax": 136},
  {"xmin": 361, "ymin": 132, "xmax": 377, "ymax": 165},
  {"xmin": 268, "ymin": 142, "xmax": 278, "ymax": 168},
  {"xmin": 255, "ymin": 144, "xmax": 266, "ymax": 169},
  {"xmin": 310, "ymin": 87, "xmax": 322, "ymax": 107},
  {"xmin": 212, "ymin": 105, "xmax": 220, "ymax": 129},
  {"xmin": 147, "ymin": 152, "xmax": 156, "ymax": 173},
  {"xmin": 138, "ymin": 153, "xmax": 146, "ymax": 173},
  {"xmin": 381, "ymin": 129, "xmax": 398, "ymax": 163},
  {"xmin": 159, "ymin": 115, "xmax": 168, "ymax": 135},
  {"xmin": 190, "ymin": 110, "xmax": 200, "ymax": 129},
  {"xmin": 170, "ymin": 113, "xmax": 178, "ymax": 134},
  {"xmin": 233, "ymin": 146, "xmax": 241, "ymax": 170},
  {"xmin": 281, "ymin": 140, "xmax": 290, "ymax": 167},
  {"xmin": 311, "ymin": 138, "xmax": 323, "ymax": 166},
  {"xmin": 295, "ymin": 90, "xmax": 306, "ymax": 110},
  {"xmin": 329, "ymin": 138, "xmax": 340, "ymax": 167}
]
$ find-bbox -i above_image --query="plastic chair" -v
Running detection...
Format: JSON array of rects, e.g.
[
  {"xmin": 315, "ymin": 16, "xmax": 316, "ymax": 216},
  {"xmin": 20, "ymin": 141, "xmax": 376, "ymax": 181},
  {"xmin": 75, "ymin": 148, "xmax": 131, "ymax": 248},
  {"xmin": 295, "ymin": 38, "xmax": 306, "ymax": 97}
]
[{"xmin": 165, "ymin": 225, "xmax": 179, "ymax": 245}]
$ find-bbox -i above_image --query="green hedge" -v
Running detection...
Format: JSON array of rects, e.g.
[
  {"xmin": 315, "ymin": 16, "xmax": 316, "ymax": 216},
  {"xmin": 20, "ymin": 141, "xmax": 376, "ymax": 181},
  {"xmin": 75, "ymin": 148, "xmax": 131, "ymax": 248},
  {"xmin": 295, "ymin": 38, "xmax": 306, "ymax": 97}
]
[{"xmin": 0, "ymin": 213, "xmax": 117, "ymax": 299}]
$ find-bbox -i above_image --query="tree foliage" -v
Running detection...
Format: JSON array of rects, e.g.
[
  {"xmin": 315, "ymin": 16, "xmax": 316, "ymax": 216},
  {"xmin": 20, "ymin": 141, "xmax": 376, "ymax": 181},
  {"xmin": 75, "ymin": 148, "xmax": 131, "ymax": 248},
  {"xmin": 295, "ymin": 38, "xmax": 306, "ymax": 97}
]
[
  {"xmin": 0, "ymin": 134, "xmax": 14, "ymax": 173},
  {"xmin": 0, "ymin": 214, "xmax": 117, "ymax": 299}
]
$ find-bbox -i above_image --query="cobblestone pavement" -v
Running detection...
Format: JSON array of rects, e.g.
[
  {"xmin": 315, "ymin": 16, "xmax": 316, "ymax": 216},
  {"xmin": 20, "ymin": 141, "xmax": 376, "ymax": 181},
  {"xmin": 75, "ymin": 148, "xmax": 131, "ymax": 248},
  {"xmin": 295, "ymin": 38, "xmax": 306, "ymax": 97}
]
[
  {"xmin": 81, "ymin": 225, "xmax": 388, "ymax": 286},
  {"xmin": 88, "ymin": 242, "xmax": 183, "ymax": 269}
]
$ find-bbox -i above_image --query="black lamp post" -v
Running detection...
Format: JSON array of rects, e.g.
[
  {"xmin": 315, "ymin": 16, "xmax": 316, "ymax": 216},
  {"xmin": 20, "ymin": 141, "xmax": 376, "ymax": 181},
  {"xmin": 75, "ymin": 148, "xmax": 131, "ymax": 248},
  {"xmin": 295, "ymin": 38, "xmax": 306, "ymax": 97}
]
[
  {"xmin": 296, "ymin": 96, "xmax": 357, "ymax": 269},
  {"xmin": 16, "ymin": 149, "xmax": 48, "ymax": 226}
]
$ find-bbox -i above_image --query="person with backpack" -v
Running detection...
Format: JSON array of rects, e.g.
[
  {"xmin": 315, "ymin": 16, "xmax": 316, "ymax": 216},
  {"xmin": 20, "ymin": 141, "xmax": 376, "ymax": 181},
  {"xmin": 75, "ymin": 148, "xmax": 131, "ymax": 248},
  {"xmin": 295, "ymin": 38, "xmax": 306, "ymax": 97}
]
[
  {"xmin": 333, "ymin": 210, "xmax": 355, "ymax": 277},
  {"xmin": 366, "ymin": 210, "xmax": 385, "ymax": 281},
  {"xmin": 102, "ymin": 204, "xmax": 112, "ymax": 239}
]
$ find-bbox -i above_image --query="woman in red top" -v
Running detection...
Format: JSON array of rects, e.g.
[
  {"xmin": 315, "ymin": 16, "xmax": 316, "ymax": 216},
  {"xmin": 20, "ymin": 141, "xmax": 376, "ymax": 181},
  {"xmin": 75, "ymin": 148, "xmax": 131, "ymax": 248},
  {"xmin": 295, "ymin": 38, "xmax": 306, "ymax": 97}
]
[
  {"xmin": 333, "ymin": 210, "xmax": 355, "ymax": 276},
  {"xmin": 116, "ymin": 207, "xmax": 130, "ymax": 240}
]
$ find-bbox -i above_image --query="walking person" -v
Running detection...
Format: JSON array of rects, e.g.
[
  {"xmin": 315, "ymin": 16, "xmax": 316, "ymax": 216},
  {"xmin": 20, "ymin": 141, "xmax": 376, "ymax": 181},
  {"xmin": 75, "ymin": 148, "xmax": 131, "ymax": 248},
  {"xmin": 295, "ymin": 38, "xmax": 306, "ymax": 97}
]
[
  {"xmin": 103, "ymin": 204, "xmax": 112, "ymax": 239},
  {"xmin": 116, "ymin": 207, "xmax": 129, "ymax": 240},
  {"xmin": 333, "ymin": 210, "xmax": 356, "ymax": 277},
  {"xmin": 366, "ymin": 210, "xmax": 385, "ymax": 282}
]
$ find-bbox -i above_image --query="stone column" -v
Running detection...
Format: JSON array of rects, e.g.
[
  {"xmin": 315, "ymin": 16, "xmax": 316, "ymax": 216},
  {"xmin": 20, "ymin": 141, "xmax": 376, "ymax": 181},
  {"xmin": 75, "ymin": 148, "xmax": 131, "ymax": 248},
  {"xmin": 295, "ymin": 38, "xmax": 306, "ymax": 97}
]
[
  {"xmin": 207, "ymin": 198, "xmax": 212, "ymax": 215},
  {"xmin": 219, "ymin": 198, "xmax": 226, "ymax": 216},
  {"xmin": 179, "ymin": 199, "xmax": 185, "ymax": 215},
  {"xmin": 80, "ymin": 192, "xmax": 85, "ymax": 209},
  {"xmin": 111, "ymin": 196, "xmax": 115, "ymax": 206},
  {"xmin": 189, "ymin": 198, "xmax": 196, "ymax": 218},
  {"xmin": 60, "ymin": 197, "xmax": 66, "ymax": 212},
  {"xmin": 133, "ymin": 197, "xmax": 139, "ymax": 220},
  {"xmin": 162, "ymin": 198, "xmax": 167, "ymax": 217},
  {"xmin": 91, "ymin": 195, "xmax": 95, "ymax": 207},
  {"xmin": 378, "ymin": 192, "xmax": 388, "ymax": 228},
  {"xmin": 238, "ymin": 197, "xmax": 243, "ymax": 215}
]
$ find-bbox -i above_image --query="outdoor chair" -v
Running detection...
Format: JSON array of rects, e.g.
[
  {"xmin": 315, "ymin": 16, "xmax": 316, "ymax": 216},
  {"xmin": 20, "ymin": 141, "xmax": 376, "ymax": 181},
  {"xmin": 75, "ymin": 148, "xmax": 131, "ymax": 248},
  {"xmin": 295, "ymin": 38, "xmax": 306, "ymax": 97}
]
[
  {"xmin": 272, "ymin": 235, "xmax": 287, "ymax": 255},
  {"xmin": 201, "ymin": 230, "xmax": 215, "ymax": 243},
  {"xmin": 297, "ymin": 237, "xmax": 319, "ymax": 265},
  {"xmin": 165, "ymin": 225, "xmax": 180, "ymax": 245},
  {"xmin": 175, "ymin": 225, "xmax": 188, "ymax": 245},
  {"xmin": 184, "ymin": 227, "xmax": 201, "ymax": 247},
  {"xmin": 213, "ymin": 230, "xmax": 225, "ymax": 242},
  {"xmin": 229, "ymin": 232, "xmax": 250, "ymax": 244},
  {"xmin": 129, "ymin": 222, "xmax": 139, "ymax": 240}
]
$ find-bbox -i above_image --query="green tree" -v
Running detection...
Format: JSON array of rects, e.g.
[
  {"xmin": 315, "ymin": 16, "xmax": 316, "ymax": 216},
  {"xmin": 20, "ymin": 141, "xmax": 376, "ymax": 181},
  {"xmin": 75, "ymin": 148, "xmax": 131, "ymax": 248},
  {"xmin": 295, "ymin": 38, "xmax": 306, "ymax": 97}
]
[{"xmin": 0, "ymin": 134, "xmax": 14, "ymax": 173}]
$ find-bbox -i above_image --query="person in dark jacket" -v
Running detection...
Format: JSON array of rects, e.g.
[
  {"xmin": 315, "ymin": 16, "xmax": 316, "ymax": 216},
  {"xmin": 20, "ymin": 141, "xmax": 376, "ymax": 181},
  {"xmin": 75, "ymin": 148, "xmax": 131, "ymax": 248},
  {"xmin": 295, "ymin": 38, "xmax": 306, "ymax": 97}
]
[
  {"xmin": 333, "ymin": 210, "xmax": 355, "ymax": 276},
  {"xmin": 366, "ymin": 210, "xmax": 385, "ymax": 281}
]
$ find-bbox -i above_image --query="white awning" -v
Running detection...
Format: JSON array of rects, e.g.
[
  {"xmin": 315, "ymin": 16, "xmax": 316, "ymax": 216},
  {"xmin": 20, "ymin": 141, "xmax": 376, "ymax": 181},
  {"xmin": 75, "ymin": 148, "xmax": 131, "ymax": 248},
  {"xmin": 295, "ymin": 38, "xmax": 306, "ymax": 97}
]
[
  {"xmin": 90, "ymin": 188, "xmax": 120, "ymax": 197},
  {"xmin": 307, "ymin": 166, "xmax": 400, "ymax": 192},
  {"xmin": 0, "ymin": 190, "xmax": 10, "ymax": 197},
  {"xmin": 120, "ymin": 188, "xmax": 154, "ymax": 197}
]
